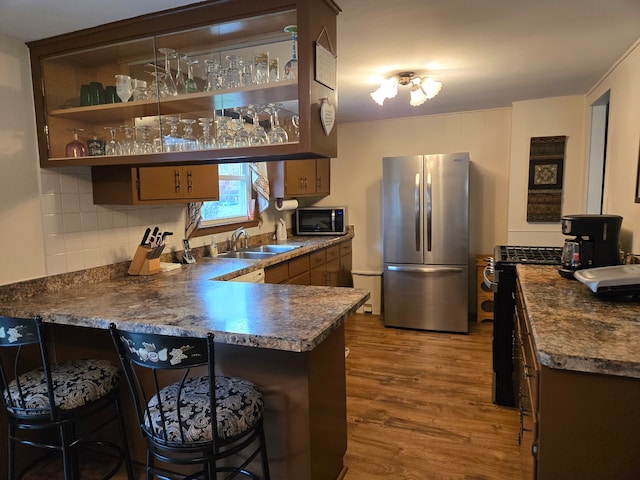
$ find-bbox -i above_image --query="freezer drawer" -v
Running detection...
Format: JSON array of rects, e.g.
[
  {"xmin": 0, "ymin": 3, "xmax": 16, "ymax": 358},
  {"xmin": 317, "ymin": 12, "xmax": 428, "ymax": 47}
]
[{"xmin": 383, "ymin": 264, "xmax": 469, "ymax": 333}]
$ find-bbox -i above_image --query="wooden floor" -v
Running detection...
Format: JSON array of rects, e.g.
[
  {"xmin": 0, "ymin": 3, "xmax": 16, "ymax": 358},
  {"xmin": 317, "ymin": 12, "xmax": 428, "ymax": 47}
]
[
  {"xmin": 343, "ymin": 313, "xmax": 520, "ymax": 480},
  {"xmin": 20, "ymin": 313, "xmax": 520, "ymax": 480}
]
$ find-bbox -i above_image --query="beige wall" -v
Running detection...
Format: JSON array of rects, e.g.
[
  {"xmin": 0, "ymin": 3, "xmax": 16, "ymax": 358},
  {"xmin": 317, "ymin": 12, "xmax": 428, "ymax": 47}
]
[
  {"xmin": 587, "ymin": 40, "xmax": 640, "ymax": 254},
  {"xmin": 319, "ymin": 109, "xmax": 512, "ymax": 273},
  {"xmin": 507, "ymin": 95, "xmax": 587, "ymax": 246}
]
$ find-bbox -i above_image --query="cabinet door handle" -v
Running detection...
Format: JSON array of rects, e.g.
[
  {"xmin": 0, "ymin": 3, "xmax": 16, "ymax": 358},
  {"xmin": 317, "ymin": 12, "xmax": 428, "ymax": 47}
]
[
  {"xmin": 175, "ymin": 170, "xmax": 181, "ymax": 193},
  {"xmin": 187, "ymin": 170, "xmax": 193, "ymax": 193}
]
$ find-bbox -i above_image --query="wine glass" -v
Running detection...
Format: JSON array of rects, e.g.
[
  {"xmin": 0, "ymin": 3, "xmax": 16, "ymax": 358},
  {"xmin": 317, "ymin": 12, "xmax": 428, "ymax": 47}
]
[
  {"xmin": 283, "ymin": 25, "xmax": 298, "ymax": 81},
  {"xmin": 65, "ymin": 128, "xmax": 86, "ymax": 157},
  {"xmin": 232, "ymin": 108, "xmax": 250, "ymax": 147},
  {"xmin": 266, "ymin": 103, "xmax": 288, "ymax": 143},
  {"xmin": 158, "ymin": 48, "xmax": 178, "ymax": 96},
  {"xmin": 115, "ymin": 74, "xmax": 133, "ymax": 102},
  {"xmin": 184, "ymin": 57, "xmax": 199, "ymax": 93},
  {"xmin": 135, "ymin": 125, "xmax": 155, "ymax": 153},
  {"xmin": 197, "ymin": 117, "xmax": 216, "ymax": 150},
  {"xmin": 248, "ymin": 105, "xmax": 268, "ymax": 145},
  {"xmin": 215, "ymin": 114, "xmax": 235, "ymax": 148},
  {"xmin": 174, "ymin": 53, "xmax": 186, "ymax": 94},
  {"xmin": 103, "ymin": 126, "xmax": 120, "ymax": 155},
  {"xmin": 119, "ymin": 125, "xmax": 135, "ymax": 155},
  {"xmin": 180, "ymin": 118, "xmax": 198, "ymax": 150},
  {"xmin": 161, "ymin": 116, "xmax": 182, "ymax": 152}
]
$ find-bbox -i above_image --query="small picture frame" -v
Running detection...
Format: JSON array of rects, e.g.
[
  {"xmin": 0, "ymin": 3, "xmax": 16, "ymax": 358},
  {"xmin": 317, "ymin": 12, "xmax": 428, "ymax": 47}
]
[{"xmin": 528, "ymin": 158, "xmax": 564, "ymax": 190}]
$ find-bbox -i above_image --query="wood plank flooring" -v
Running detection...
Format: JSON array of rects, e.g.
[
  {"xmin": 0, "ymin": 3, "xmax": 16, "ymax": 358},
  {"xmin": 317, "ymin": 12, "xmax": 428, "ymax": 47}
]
[
  {"xmin": 18, "ymin": 313, "xmax": 520, "ymax": 479},
  {"xmin": 343, "ymin": 314, "xmax": 520, "ymax": 480}
]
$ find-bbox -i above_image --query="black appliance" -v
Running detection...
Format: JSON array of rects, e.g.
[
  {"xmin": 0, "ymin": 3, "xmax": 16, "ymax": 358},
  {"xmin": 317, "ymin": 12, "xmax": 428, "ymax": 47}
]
[
  {"xmin": 558, "ymin": 214, "xmax": 623, "ymax": 279},
  {"xmin": 485, "ymin": 245, "xmax": 563, "ymax": 407}
]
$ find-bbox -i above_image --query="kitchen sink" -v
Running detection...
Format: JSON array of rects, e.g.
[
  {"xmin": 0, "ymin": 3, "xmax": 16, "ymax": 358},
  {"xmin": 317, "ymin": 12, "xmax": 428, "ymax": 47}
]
[
  {"xmin": 218, "ymin": 251, "xmax": 277, "ymax": 260},
  {"xmin": 246, "ymin": 244, "xmax": 301, "ymax": 253}
]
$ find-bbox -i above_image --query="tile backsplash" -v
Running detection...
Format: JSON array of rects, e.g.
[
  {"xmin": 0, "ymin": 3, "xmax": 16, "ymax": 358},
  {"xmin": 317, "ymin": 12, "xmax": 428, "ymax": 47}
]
[{"xmin": 39, "ymin": 167, "xmax": 186, "ymax": 276}]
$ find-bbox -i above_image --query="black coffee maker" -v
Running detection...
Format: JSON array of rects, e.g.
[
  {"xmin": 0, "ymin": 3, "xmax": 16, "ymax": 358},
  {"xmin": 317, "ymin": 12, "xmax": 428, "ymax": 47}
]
[{"xmin": 558, "ymin": 214, "xmax": 623, "ymax": 279}]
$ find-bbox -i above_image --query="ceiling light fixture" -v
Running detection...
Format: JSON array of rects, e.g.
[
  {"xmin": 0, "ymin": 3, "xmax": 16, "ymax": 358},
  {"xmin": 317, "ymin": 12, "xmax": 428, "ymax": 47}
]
[{"xmin": 370, "ymin": 71, "xmax": 442, "ymax": 107}]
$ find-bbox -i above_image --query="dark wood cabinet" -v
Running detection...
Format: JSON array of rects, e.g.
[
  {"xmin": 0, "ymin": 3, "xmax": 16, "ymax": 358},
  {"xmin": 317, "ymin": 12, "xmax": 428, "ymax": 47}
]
[
  {"xmin": 514, "ymin": 277, "xmax": 640, "ymax": 479},
  {"xmin": 27, "ymin": 0, "xmax": 340, "ymax": 169},
  {"xmin": 284, "ymin": 158, "xmax": 331, "ymax": 197},
  {"xmin": 265, "ymin": 239, "xmax": 351, "ymax": 287},
  {"xmin": 91, "ymin": 164, "xmax": 219, "ymax": 205}
]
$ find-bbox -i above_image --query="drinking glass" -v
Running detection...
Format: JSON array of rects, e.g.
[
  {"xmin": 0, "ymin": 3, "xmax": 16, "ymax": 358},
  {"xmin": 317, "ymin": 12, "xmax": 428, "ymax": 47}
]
[
  {"xmin": 180, "ymin": 119, "xmax": 198, "ymax": 151},
  {"xmin": 115, "ymin": 75, "xmax": 133, "ymax": 102},
  {"xmin": 253, "ymin": 52, "xmax": 269, "ymax": 85},
  {"xmin": 158, "ymin": 48, "xmax": 178, "ymax": 96},
  {"xmin": 184, "ymin": 57, "xmax": 199, "ymax": 93},
  {"xmin": 104, "ymin": 126, "xmax": 120, "ymax": 155},
  {"xmin": 204, "ymin": 59, "xmax": 222, "ymax": 91},
  {"xmin": 291, "ymin": 114, "xmax": 300, "ymax": 140},
  {"xmin": 104, "ymin": 85, "xmax": 119, "ymax": 103},
  {"xmin": 269, "ymin": 58, "xmax": 280, "ymax": 83},
  {"xmin": 132, "ymin": 79, "xmax": 148, "ymax": 101},
  {"xmin": 215, "ymin": 115, "xmax": 235, "ymax": 148},
  {"xmin": 65, "ymin": 128, "xmax": 86, "ymax": 157},
  {"xmin": 161, "ymin": 116, "xmax": 182, "ymax": 152},
  {"xmin": 283, "ymin": 25, "xmax": 298, "ymax": 80},
  {"xmin": 247, "ymin": 105, "xmax": 268, "ymax": 145},
  {"xmin": 89, "ymin": 82, "xmax": 106, "ymax": 105},
  {"xmin": 197, "ymin": 117, "xmax": 216, "ymax": 150},
  {"xmin": 174, "ymin": 53, "xmax": 186, "ymax": 94},
  {"xmin": 135, "ymin": 125, "xmax": 155, "ymax": 153},
  {"xmin": 226, "ymin": 55, "xmax": 242, "ymax": 88},
  {"xmin": 266, "ymin": 103, "xmax": 288, "ymax": 143},
  {"xmin": 232, "ymin": 108, "xmax": 250, "ymax": 147},
  {"xmin": 119, "ymin": 125, "xmax": 135, "ymax": 155}
]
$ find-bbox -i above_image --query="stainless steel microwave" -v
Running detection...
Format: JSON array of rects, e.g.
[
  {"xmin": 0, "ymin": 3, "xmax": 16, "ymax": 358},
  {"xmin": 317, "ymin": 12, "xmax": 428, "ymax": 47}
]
[{"xmin": 294, "ymin": 207, "xmax": 347, "ymax": 235}]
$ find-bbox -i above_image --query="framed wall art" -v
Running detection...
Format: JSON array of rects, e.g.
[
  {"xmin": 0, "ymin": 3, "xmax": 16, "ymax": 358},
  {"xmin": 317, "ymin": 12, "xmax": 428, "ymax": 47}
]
[{"xmin": 526, "ymin": 135, "xmax": 567, "ymax": 222}]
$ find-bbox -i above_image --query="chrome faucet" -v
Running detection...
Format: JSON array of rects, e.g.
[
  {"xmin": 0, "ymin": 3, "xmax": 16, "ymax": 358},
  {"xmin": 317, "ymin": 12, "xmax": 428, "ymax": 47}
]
[{"xmin": 230, "ymin": 227, "xmax": 249, "ymax": 251}]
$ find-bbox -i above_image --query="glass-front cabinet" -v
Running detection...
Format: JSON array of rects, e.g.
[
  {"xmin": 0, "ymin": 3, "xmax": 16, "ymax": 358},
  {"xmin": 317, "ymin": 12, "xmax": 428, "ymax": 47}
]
[{"xmin": 27, "ymin": 0, "xmax": 340, "ymax": 168}]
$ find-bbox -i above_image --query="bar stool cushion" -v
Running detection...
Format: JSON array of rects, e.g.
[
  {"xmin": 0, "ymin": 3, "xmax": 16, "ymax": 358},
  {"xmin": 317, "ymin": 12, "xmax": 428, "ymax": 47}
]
[
  {"xmin": 145, "ymin": 375, "xmax": 264, "ymax": 445},
  {"xmin": 3, "ymin": 359, "xmax": 120, "ymax": 416}
]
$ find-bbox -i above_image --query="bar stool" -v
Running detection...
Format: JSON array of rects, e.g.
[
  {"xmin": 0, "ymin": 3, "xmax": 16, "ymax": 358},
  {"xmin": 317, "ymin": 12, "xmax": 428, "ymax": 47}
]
[
  {"xmin": 0, "ymin": 315, "xmax": 134, "ymax": 479},
  {"xmin": 109, "ymin": 323, "xmax": 270, "ymax": 480}
]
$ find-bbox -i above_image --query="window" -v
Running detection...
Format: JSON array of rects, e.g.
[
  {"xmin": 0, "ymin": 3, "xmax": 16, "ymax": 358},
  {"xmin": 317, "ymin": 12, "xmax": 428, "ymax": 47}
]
[{"xmin": 191, "ymin": 163, "xmax": 259, "ymax": 237}]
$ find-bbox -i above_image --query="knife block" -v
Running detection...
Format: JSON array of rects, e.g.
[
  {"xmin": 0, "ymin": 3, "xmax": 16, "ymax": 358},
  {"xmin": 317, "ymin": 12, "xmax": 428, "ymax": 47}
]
[{"xmin": 128, "ymin": 245, "xmax": 160, "ymax": 276}]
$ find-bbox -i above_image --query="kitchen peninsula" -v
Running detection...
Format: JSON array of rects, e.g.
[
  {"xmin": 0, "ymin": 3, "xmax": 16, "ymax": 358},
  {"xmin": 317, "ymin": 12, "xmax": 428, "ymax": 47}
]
[
  {"xmin": 0, "ymin": 237, "xmax": 369, "ymax": 479},
  {"xmin": 515, "ymin": 265, "xmax": 640, "ymax": 479}
]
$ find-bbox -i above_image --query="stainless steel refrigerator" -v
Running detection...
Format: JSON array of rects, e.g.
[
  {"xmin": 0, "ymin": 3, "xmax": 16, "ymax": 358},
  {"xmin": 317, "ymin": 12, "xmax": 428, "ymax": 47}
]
[{"xmin": 382, "ymin": 153, "xmax": 470, "ymax": 332}]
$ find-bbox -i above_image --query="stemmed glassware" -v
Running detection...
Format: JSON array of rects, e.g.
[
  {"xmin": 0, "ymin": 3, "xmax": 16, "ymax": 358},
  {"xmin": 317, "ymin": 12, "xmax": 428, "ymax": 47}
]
[
  {"xmin": 180, "ymin": 118, "xmax": 198, "ymax": 150},
  {"xmin": 215, "ymin": 114, "xmax": 235, "ymax": 148},
  {"xmin": 65, "ymin": 128, "xmax": 86, "ymax": 157},
  {"xmin": 135, "ymin": 125, "xmax": 155, "ymax": 153},
  {"xmin": 291, "ymin": 114, "xmax": 300, "ymax": 140},
  {"xmin": 232, "ymin": 108, "xmax": 250, "ymax": 147},
  {"xmin": 119, "ymin": 125, "xmax": 135, "ymax": 155},
  {"xmin": 248, "ymin": 105, "xmax": 269, "ymax": 145},
  {"xmin": 283, "ymin": 25, "xmax": 298, "ymax": 80},
  {"xmin": 174, "ymin": 53, "xmax": 186, "ymax": 94},
  {"xmin": 104, "ymin": 127, "xmax": 120, "ymax": 155},
  {"xmin": 162, "ymin": 116, "xmax": 182, "ymax": 152},
  {"xmin": 266, "ymin": 103, "xmax": 289, "ymax": 143},
  {"xmin": 197, "ymin": 117, "xmax": 216, "ymax": 150},
  {"xmin": 185, "ymin": 57, "xmax": 199, "ymax": 93},
  {"xmin": 115, "ymin": 75, "xmax": 133, "ymax": 102},
  {"xmin": 158, "ymin": 48, "xmax": 178, "ymax": 96}
]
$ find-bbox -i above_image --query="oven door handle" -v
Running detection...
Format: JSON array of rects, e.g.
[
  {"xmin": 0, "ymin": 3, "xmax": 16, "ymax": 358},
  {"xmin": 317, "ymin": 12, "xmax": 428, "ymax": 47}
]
[{"xmin": 483, "ymin": 264, "xmax": 497, "ymax": 292}]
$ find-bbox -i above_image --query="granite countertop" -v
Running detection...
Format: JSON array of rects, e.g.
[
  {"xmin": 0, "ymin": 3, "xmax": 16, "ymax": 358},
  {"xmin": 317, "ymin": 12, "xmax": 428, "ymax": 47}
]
[
  {"xmin": 0, "ymin": 234, "xmax": 369, "ymax": 353},
  {"xmin": 517, "ymin": 264, "xmax": 640, "ymax": 378}
]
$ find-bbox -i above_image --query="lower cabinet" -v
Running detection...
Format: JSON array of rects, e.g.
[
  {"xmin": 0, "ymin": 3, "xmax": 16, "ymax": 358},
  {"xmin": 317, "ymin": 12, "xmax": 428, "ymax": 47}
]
[
  {"xmin": 514, "ymin": 278, "xmax": 640, "ymax": 480},
  {"xmin": 265, "ymin": 239, "xmax": 352, "ymax": 287},
  {"xmin": 92, "ymin": 164, "xmax": 219, "ymax": 205}
]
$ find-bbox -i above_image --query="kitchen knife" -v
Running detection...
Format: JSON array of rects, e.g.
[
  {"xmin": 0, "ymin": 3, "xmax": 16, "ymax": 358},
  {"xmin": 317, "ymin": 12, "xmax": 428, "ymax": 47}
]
[{"xmin": 141, "ymin": 227, "xmax": 151, "ymax": 246}]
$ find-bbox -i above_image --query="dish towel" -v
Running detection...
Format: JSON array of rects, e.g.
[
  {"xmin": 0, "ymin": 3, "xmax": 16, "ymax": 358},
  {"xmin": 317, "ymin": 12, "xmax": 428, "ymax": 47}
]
[{"xmin": 250, "ymin": 162, "xmax": 270, "ymax": 216}]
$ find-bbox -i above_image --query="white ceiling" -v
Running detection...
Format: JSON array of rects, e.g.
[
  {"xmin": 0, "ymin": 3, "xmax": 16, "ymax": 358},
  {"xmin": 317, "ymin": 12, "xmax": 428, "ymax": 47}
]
[{"xmin": 1, "ymin": 0, "xmax": 639, "ymax": 124}]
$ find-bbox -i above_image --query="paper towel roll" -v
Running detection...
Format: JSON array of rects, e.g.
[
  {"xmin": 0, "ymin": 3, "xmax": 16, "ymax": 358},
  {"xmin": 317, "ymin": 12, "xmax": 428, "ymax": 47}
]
[{"xmin": 275, "ymin": 199, "xmax": 299, "ymax": 211}]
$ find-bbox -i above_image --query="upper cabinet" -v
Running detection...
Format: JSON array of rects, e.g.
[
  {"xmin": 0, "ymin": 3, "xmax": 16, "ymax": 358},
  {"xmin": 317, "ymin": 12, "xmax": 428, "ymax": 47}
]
[{"xmin": 27, "ymin": 0, "xmax": 340, "ymax": 168}]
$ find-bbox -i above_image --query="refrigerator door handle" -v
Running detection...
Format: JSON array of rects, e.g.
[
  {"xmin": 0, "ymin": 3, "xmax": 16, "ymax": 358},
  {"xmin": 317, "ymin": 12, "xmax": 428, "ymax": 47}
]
[
  {"xmin": 414, "ymin": 173, "xmax": 420, "ymax": 252},
  {"xmin": 387, "ymin": 265, "xmax": 463, "ymax": 274},
  {"xmin": 426, "ymin": 171, "xmax": 432, "ymax": 252}
]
